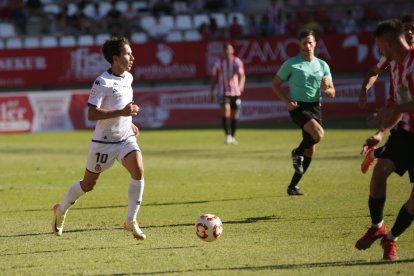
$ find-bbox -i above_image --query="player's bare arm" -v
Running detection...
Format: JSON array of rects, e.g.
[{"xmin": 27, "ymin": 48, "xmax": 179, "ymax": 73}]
[
  {"xmin": 88, "ymin": 102, "xmax": 139, "ymax": 121},
  {"xmin": 209, "ymin": 76, "xmax": 218, "ymax": 101},
  {"xmin": 359, "ymin": 66, "xmax": 382, "ymax": 109},
  {"xmin": 362, "ymin": 110, "xmax": 402, "ymax": 154},
  {"xmin": 132, "ymin": 123, "xmax": 139, "ymax": 136},
  {"xmin": 271, "ymin": 75, "xmax": 298, "ymax": 110},
  {"xmin": 321, "ymin": 76, "xmax": 335, "ymax": 98},
  {"xmin": 239, "ymin": 73, "xmax": 246, "ymax": 94}
]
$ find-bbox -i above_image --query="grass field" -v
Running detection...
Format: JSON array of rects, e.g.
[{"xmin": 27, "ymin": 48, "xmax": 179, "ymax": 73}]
[{"xmin": 1, "ymin": 121, "xmax": 414, "ymax": 275}]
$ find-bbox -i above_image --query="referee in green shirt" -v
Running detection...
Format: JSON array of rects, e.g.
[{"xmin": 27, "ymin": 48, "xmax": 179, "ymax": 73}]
[{"xmin": 272, "ymin": 30, "xmax": 335, "ymax": 196}]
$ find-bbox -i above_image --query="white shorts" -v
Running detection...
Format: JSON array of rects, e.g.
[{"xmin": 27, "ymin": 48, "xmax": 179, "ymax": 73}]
[{"xmin": 85, "ymin": 136, "xmax": 140, "ymax": 174}]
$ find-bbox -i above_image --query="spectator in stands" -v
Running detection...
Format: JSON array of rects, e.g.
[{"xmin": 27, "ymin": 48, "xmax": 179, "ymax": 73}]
[
  {"xmin": 303, "ymin": 14, "xmax": 323, "ymax": 35},
  {"xmin": 267, "ymin": 0, "xmax": 285, "ymax": 29},
  {"xmin": 0, "ymin": 2, "xmax": 13, "ymax": 22},
  {"xmin": 199, "ymin": 22, "xmax": 211, "ymax": 40},
  {"xmin": 172, "ymin": 0, "xmax": 189, "ymax": 14},
  {"xmin": 11, "ymin": 1, "xmax": 27, "ymax": 35},
  {"xmin": 54, "ymin": 5, "xmax": 70, "ymax": 35},
  {"xmin": 70, "ymin": 2, "xmax": 90, "ymax": 35},
  {"xmin": 341, "ymin": 9, "xmax": 358, "ymax": 34},
  {"xmin": 204, "ymin": 0, "xmax": 226, "ymax": 12},
  {"xmin": 26, "ymin": 0, "xmax": 49, "ymax": 34},
  {"xmin": 245, "ymin": 15, "xmax": 259, "ymax": 38},
  {"xmin": 87, "ymin": 2, "xmax": 105, "ymax": 35},
  {"xmin": 226, "ymin": 0, "xmax": 245, "ymax": 13},
  {"xmin": 25, "ymin": 0, "xmax": 43, "ymax": 17},
  {"xmin": 257, "ymin": 14, "xmax": 274, "ymax": 37},
  {"xmin": 228, "ymin": 15, "xmax": 243, "ymax": 39},
  {"xmin": 122, "ymin": 2, "xmax": 142, "ymax": 39},
  {"xmin": 105, "ymin": 0, "xmax": 123, "ymax": 37},
  {"xmin": 150, "ymin": 0, "xmax": 173, "ymax": 15},
  {"xmin": 284, "ymin": 12, "xmax": 300, "ymax": 37},
  {"xmin": 208, "ymin": 17, "xmax": 222, "ymax": 40},
  {"xmin": 147, "ymin": 12, "xmax": 170, "ymax": 42}
]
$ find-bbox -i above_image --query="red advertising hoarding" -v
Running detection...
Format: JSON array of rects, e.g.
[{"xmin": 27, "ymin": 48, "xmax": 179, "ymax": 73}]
[
  {"xmin": 0, "ymin": 80, "xmax": 387, "ymax": 133},
  {"xmin": 0, "ymin": 33, "xmax": 380, "ymax": 89}
]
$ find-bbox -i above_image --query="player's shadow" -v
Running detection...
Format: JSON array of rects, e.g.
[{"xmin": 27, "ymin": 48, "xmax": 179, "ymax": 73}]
[
  {"xmin": 100, "ymin": 258, "xmax": 414, "ymax": 275},
  {"xmin": 10, "ymin": 195, "xmax": 280, "ymax": 213},
  {"xmin": 0, "ymin": 215, "xmax": 279, "ymax": 238}
]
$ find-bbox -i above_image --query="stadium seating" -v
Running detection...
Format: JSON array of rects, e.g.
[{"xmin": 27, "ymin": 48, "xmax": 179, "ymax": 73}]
[
  {"xmin": 60, "ymin": 35, "xmax": 77, "ymax": 47},
  {"xmin": 166, "ymin": 31, "xmax": 184, "ymax": 42},
  {"xmin": 23, "ymin": 37, "xmax": 41, "ymax": 48},
  {"xmin": 175, "ymin": 14, "xmax": 193, "ymax": 31},
  {"xmin": 0, "ymin": 23, "xmax": 16, "ymax": 38},
  {"xmin": 77, "ymin": 35, "xmax": 95, "ymax": 46},
  {"xmin": 131, "ymin": 32, "xmax": 148, "ymax": 44},
  {"xmin": 5, "ymin": 37, "xmax": 23, "ymax": 49},
  {"xmin": 95, "ymin": 33, "xmax": 111, "ymax": 45},
  {"xmin": 40, "ymin": 36, "xmax": 58, "ymax": 48},
  {"xmin": 183, "ymin": 30, "xmax": 201, "ymax": 41}
]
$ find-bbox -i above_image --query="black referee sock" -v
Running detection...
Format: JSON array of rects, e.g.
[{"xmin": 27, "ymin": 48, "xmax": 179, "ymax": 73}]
[
  {"xmin": 296, "ymin": 139, "xmax": 315, "ymax": 156},
  {"xmin": 288, "ymin": 156, "xmax": 312, "ymax": 188},
  {"xmin": 368, "ymin": 196, "xmax": 386, "ymax": 225},
  {"xmin": 390, "ymin": 205, "xmax": 414, "ymax": 238}
]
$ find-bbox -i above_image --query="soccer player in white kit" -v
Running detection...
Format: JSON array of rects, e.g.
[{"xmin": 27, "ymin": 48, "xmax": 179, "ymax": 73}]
[{"xmin": 51, "ymin": 37, "xmax": 146, "ymax": 240}]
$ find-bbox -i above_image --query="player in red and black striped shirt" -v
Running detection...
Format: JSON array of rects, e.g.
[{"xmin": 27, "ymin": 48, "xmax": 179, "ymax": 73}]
[
  {"xmin": 355, "ymin": 18, "xmax": 414, "ymax": 261},
  {"xmin": 210, "ymin": 42, "xmax": 246, "ymax": 144}
]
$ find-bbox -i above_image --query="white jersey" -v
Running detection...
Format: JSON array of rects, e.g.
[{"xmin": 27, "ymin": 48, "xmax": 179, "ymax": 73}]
[{"xmin": 88, "ymin": 69, "xmax": 134, "ymax": 143}]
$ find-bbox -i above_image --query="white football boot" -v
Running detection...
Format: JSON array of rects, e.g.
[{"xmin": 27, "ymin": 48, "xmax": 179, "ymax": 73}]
[
  {"xmin": 123, "ymin": 220, "xmax": 146, "ymax": 240},
  {"xmin": 51, "ymin": 204, "xmax": 67, "ymax": 236}
]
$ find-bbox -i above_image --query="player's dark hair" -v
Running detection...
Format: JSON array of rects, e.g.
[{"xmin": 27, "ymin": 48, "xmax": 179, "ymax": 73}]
[
  {"xmin": 373, "ymin": 19, "xmax": 403, "ymax": 38},
  {"xmin": 102, "ymin": 37, "xmax": 130, "ymax": 64},
  {"xmin": 402, "ymin": 14, "xmax": 414, "ymax": 23},
  {"xmin": 299, "ymin": 29, "xmax": 316, "ymax": 40},
  {"xmin": 223, "ymin": 42, "xmax": 233, "ymax": 50}
]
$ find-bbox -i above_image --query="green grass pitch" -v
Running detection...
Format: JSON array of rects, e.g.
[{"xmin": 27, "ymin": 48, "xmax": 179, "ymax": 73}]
[{"xmin": 1, "ymin": 121, "xmax": 413, "ymax": 275}]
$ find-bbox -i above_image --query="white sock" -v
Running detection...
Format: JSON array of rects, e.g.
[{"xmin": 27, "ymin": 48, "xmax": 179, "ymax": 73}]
[
  {"xmin": 126, "ymin": 179, "xmax": 144, "ymax": 222},
  {"xmin": 59, "ymin": 181, "xmax": 85, "ymax": 213},
  {"xmin": 372, "ymin": 220, "xmax": 384, "ymax": 229}
]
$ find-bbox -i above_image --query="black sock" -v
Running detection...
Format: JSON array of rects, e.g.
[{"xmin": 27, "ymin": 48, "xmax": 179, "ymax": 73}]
[
  {"xmin": 231, "ymin": 119, "xmax": 237, "ymax": 137},
  {"xmin": 288, "ymin": 157, "xmax": 312, "ymax": 188},
  {"xmin": 296, "ymin": 140, "xmax": 315, "ymax": 156},
  {"xmin": 368, "ymin": 196, "xmax": 386, "ymax": 225},
  {"xmin": 222, "ymin": 117, "xmax": 230, "ymax": 135},
  {"xmin": 390, "ymin": 206, "xmax": 414, "ymax": 238}
]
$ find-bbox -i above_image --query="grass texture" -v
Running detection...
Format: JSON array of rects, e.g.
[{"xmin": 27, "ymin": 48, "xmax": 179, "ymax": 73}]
[{"xmin": 1, "ymin": 123, "xmax": 413, "ymax": 275}]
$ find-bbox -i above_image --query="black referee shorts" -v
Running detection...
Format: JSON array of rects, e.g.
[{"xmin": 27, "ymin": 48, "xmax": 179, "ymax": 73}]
[{"xmin": 289, "ymin": 101, "xmax": 322, "ymax": 128}]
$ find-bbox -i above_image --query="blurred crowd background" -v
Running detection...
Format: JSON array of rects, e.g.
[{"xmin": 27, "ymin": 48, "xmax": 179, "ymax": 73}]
[{"xmin": 0, "ymin": 0, "xmax": 411, "ymax": 49}]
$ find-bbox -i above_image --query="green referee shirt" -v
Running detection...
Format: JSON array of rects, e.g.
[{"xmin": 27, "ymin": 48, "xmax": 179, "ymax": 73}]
[{"xmin": 277, "ymin": 55, "xmax": 332, "ymax": 102}]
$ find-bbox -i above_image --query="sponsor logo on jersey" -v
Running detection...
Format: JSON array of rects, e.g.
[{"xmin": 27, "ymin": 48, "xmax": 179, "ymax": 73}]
[
  {"xmin": 90, "ymin": 88, "xmax": 97, "ymax": 97},
  {"xmin": 95, "ymin": 164, "xmax": 102, "ymax": 172}
]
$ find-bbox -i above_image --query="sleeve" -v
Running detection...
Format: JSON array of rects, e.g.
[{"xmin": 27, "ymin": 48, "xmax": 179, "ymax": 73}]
[
  {"xmin": 276, "ymin": 60, "xmax": 291, "ymax": 81},
  {"xmin": 88, "ymin": 76, "xmax": 106, "ymax": 108},
  {"xmin": 322, "ymin": 61, "xmax": 332, "ymax": 81},
  {"xmin": 376, "ymin": 56, "xmax": 390, "ymax": 71},
  {"xmin": 386, "ymin": 73, "xmax": 395, "ymax": 107},
  {"xmin": 236, "ymin": 57, "xmax": 245, "ymax": 75}
]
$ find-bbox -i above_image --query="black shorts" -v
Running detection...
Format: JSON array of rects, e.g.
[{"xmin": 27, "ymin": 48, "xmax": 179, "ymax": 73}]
[
  {"xmin": 289, "ymin": 101, "xmax": 322, "ymax": 128},
  {"xmin": 380, "ymin": 127, "xmax": 414, "ymax": 176},
  {"xmin": 220, "ymin": 96, "xmax": 241, "ymax": 110}
]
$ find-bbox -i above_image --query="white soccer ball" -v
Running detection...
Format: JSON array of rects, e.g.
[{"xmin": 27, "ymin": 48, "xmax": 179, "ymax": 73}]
[{"xmin": 195, "ymin": 214, "xmax": 223, "ymax": 242}]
